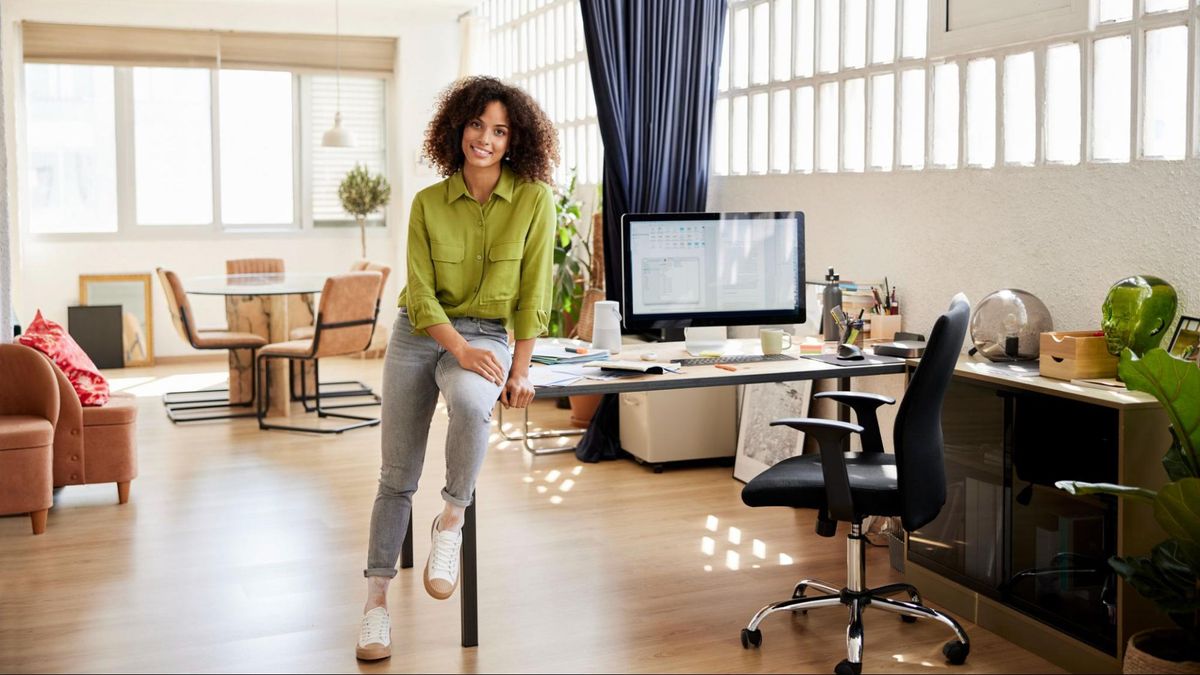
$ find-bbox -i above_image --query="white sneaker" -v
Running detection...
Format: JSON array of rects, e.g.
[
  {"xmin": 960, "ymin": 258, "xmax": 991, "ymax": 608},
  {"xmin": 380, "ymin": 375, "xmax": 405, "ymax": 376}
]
[
  {"xmin": 355, "ymin": 607, "xmax": 391, "ymax": 661},
  {"xmin": 424, "ymin": 515, "xmax": 463, "ymax": 600}
]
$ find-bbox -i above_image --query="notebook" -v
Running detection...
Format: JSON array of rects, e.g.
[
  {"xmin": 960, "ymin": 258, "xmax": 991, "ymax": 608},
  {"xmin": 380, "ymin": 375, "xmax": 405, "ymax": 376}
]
[{"xmin": 582, "ymin": 360, "xmax": 682, "ymax": 374}]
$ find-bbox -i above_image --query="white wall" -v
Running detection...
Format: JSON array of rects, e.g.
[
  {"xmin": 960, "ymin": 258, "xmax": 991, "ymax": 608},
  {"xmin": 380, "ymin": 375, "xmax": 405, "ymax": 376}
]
[
  {"xmin": 2, "ymin": 0, "xmax": 464, "ymax": 355},
  {"xmin": 709, "ymin": 161, "xmax": 1200, "ymax": 345}
]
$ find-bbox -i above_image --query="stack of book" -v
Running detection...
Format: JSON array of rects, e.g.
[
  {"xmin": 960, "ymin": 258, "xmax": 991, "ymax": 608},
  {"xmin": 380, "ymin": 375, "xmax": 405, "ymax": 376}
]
[{"xmin": 530, "ymin": 338, "xmax": 610, "ymax": 366}]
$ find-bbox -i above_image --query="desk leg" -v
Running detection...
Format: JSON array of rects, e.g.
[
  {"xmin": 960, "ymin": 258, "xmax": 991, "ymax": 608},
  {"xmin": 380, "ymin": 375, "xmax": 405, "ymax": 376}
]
[
  {"xmin": 838, "ymin": 376, "xmax": 852, "ymax": 452},
  {"xmin": 461, "ymin": 494, "xmax": 478, "ymax": 648},
  {"xmin": 400, "ymin": 517, "xmax": 413, "ymax": 569}
]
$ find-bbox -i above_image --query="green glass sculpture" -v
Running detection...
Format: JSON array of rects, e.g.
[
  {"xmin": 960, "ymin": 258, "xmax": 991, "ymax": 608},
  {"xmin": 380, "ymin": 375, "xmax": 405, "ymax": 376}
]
[{"xmin": 1101, "ymin": 275, "xmax": 1177, "ymax": 357}]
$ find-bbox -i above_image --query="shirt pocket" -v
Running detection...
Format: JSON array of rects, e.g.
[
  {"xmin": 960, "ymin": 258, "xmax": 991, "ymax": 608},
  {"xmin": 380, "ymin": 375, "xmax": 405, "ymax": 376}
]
[
  {"xmin": 481, "ymin": 241, "xmax": 524, "ymax": 303},
  {"xmin": 430, "ymin": 241, "xmax": 465, "ymax": 301}
]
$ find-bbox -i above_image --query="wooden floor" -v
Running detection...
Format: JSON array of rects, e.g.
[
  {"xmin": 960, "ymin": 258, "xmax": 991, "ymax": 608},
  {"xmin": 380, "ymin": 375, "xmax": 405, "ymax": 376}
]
[{"xmin": 0, "ymin": 357, "xmax": 1062, "ymax": 674}]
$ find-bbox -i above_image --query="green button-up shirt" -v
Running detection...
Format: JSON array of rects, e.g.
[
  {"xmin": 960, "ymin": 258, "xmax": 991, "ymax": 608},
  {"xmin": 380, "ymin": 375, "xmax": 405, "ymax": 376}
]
[{"xmin": 398, "ymin": 165, "xmax": 554, "ymax": 340}]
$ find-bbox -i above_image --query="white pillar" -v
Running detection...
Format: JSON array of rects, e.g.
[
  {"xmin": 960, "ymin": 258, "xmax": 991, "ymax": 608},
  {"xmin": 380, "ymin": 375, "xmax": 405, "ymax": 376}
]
[{"xmin": 0, "ymin": 1, "xmax": 11, "ymax": 344}]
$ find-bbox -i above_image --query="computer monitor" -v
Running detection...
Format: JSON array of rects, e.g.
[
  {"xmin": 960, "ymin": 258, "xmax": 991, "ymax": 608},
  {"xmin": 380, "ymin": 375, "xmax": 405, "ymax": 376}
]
[{"xmin": 621, "ymin": 211, "xmax": 805, "ymax": 334}]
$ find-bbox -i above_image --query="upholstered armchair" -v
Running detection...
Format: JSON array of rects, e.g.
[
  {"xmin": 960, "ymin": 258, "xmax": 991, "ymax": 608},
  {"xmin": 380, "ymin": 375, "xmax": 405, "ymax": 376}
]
[
  {"xmin": 0, "ymin": 344, "xmax": 60, "ymax": 534},
  {"xmin": 47, "ymin": 359, "xmax": 138, "ymax": 504}
]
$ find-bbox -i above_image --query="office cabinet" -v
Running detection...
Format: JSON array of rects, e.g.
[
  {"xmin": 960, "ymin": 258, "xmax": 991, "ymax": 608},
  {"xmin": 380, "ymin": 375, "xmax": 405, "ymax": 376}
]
[
  {"xmin": 619, "ymin": 387, "xmax": 737, "ymax": 469},
  {"xmin": 905, "ymin": 359, "xmax": 1170, "ymax": 674}
]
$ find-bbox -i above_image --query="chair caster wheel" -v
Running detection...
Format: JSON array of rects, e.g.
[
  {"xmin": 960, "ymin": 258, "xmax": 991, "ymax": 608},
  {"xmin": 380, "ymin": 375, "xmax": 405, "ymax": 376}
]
[
  {"xmin": 740, "ymin": 628, "xmax": 762, "ymax": 649},
  {"xmin": 834, "ymin": 659, "xmax": 862, "ymax": 675},
  {"xmin": 901, "ymin": 615, "xmax": 917, "ymax": 623},
  {"xmin": 943, "ymin": 640, "xmax": 970, "ymax": 665}
]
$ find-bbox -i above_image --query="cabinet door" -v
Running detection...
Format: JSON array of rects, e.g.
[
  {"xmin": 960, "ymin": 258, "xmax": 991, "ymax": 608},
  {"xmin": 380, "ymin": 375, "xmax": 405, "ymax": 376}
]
[
  {"xmin": 908, "ymin": 377, "xmax": 1005, "ymax": 594},
  {"xmin": 1007, "ymin": 392, "xmax": 1119, "ymax": 655}
]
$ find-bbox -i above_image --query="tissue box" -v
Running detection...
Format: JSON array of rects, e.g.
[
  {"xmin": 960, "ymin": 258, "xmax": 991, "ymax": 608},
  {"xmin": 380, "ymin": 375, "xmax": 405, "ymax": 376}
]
[{"xmin": 1039, "ymin": 331, "xmax": 1118, "ymax": 380}]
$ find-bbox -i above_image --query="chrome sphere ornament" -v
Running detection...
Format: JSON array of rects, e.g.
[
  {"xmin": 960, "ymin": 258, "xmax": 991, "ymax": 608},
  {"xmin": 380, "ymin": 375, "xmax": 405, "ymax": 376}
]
[{"xmin": 969, "ymin": 289, "xmax": 1053, "ymax": 362}]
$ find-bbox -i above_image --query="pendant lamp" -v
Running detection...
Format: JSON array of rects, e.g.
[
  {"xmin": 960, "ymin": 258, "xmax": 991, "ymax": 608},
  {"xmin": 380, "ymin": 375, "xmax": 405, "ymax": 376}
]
[{"xmin": 322, "ymin": 0, "xmax": 356, "ymax": 147}]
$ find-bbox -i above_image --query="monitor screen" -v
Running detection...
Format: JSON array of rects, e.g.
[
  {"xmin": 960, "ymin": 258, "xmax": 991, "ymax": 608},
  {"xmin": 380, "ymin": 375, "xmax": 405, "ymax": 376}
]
[{"xmin": 621, "ymin": 211, "xmax": 805, "ymax": 330}]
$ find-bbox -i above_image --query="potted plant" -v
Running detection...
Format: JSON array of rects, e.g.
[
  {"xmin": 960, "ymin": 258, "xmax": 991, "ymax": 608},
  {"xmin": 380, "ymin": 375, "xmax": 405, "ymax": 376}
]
[
  {"xmin": 1056, "ymin": 347, "xmax": 1200, "ymax": 674},
  {"xmin": 549, "ymin": 171, "xmax": 603, "ymax": 427},
  {"xmin": 338, "ymin": 163, "xmax": 392, "ymax": 259}
]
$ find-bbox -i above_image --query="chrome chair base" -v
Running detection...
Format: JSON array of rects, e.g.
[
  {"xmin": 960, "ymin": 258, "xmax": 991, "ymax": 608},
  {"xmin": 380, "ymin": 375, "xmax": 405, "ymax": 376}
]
[{"xmin": 740, "ymin": 524, "xmax": 970, "ymax": 675}]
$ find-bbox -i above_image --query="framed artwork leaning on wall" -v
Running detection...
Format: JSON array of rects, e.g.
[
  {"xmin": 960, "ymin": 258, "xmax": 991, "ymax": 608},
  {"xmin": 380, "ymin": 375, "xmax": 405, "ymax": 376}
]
[{"xmin": 80, "ymin": 273, "xmax": 154, "ymax": 367}]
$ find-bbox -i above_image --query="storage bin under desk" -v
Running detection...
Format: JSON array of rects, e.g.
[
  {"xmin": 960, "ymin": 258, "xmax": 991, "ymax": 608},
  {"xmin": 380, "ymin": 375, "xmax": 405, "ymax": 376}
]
[{"xmin": 619, "ymin": 387, "xmax": 737, "ymax": 466}]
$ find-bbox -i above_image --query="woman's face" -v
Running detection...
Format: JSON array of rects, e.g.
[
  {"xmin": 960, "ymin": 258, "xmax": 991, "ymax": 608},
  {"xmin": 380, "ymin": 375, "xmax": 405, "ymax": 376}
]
[{"xmin": 461, "ymin": 100, "xmax": 510, "ymax": 171}]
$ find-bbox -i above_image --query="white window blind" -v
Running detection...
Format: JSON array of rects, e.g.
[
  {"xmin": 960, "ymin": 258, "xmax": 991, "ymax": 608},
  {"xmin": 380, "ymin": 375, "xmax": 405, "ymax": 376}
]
[{"xmin": 309, "ymin": 75, "xmax": 387, "ymax": 225}]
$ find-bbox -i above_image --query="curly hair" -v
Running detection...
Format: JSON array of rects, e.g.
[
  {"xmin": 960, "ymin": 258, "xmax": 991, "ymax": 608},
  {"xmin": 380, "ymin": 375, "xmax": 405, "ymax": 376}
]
[{"xmin": 422, "ymin": 76, "xmax": 559, "ymax": 185}]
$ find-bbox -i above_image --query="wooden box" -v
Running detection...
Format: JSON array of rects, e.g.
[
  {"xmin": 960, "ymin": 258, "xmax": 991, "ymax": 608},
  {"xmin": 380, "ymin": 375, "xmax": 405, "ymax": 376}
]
[{"xmin": 1039, "ymin": 330, "xmax": 1118, "ymax": 380}]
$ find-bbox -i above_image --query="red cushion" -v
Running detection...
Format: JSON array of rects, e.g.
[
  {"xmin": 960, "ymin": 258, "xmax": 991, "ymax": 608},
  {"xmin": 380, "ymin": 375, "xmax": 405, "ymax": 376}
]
[{"xmin": 16, "ymin": 310, "xmax": 111, "ymax": 406}]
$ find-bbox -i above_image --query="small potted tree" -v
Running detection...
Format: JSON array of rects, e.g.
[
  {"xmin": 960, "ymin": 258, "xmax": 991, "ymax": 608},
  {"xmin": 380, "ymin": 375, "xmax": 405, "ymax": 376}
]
[
  {"xmin": 1057, "ymin": 348, "xmax": 1200, "ymax": 674},
  {"xmin": 338, "ymin": 164, "xmax": 391, "ymax": 259}
]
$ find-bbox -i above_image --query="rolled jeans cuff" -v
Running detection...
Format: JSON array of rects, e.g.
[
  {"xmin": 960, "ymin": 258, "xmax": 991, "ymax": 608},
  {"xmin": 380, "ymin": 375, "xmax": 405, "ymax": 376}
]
[
  {"xmin": 364, "ymin": 567, "xmax": 399, "ymax": 579},
  {"xmin": 441, "ymin": 487, "xmax": 474, "ymax": 508}
]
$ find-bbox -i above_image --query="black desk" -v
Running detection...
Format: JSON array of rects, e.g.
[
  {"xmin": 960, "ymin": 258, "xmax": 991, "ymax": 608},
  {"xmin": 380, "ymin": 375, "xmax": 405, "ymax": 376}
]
[{"xmin": 399, "ymin": 338, "xmax": 907, "ymax": 647}]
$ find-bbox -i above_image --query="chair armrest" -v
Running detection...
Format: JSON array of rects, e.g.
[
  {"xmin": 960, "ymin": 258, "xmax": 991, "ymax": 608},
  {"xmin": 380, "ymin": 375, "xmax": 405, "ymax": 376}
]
[
  {"xmin": 813, "ymin": 391, "xmax": 895, "ymax": 453},
  {"xmin": 770, "ymin": 418, "xmax": 864, "ymax": 523}
]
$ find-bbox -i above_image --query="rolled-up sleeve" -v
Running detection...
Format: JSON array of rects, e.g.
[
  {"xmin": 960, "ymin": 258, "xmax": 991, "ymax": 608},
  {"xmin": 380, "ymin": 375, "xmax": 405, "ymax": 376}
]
[
  {"xmin": 514, "ymin": 185, "xmax": 554, "ymax": 340},
  {"xmin": 404, "ymin": 196, "xmax": 451, "ymax": 332}
]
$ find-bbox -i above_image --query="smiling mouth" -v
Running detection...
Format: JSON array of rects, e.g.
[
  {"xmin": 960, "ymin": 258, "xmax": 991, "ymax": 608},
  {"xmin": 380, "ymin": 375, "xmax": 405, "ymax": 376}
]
[{"xmin": 470, "ymin": 146, "xmax": 493, "ymax": 158}]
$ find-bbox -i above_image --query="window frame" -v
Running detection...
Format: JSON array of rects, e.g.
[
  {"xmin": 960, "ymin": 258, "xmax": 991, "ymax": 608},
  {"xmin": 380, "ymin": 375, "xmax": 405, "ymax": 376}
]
[{"xmin": 21, "ymin": 64, "xmax": 391, "ymax": 240}]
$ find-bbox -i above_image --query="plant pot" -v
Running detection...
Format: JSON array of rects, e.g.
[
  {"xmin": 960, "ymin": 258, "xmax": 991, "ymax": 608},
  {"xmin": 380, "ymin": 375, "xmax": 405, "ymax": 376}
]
[
  {"xmin": 1124, "ymin": 629, "xmax": 1200, "ymax": 674},
  {"xmin": 568, "ymin": 394, "xmax": 603, "ymax": 429}
]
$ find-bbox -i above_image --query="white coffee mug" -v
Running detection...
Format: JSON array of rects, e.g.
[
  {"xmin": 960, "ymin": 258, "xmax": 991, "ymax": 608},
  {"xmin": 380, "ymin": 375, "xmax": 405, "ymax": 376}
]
[{"xmin": 760, "ymin": 328, "xmax": 793, "ymax": 355}]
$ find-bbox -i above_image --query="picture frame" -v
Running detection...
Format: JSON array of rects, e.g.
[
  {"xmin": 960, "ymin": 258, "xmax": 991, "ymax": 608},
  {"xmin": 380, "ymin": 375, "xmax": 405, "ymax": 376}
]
[
  {"xmin": 1168, "ymin": 315, "xmax": 1200, "ymax": 363},
  {"xmin": 79, "ymin": 273, "xmax": 154, "ymax": 367},
  {"xmin": 733, "ymin": 380, "xmax": 813, "ymax": 483}
]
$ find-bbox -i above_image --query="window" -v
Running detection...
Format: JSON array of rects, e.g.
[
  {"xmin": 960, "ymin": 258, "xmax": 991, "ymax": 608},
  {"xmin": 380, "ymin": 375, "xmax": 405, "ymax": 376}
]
[
  {"xmin": 310, "ymin": 76, "xmax": 387, "ymax": 225},
  {"xmin": 708, "ymin": 0, "xmax": 1200, "ymax": 178},
  {"xmin": 23, "ymin": 63, "xmax": 388, "ymax": 235},
  {"xmin": 133, "ymin": 67, "xmax": 213, "ymax": 226},
  {"xmin": 219, "ymin": 70, "xmax": 294, "ymax": 226},
  {"xmin": 24, "ymin": 64, "xmax": 118, "ymax": 234}
]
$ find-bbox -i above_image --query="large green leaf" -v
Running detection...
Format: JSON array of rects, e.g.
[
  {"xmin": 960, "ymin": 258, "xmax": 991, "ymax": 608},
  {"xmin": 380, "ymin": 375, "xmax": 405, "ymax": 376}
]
[
  {"xmin": 1154, "ymin": 478, "xmax": 1200, "ymax": 552},
  {"xmin": 1164, "ymin": 428, "xmax": 1193, "ymax": 482},
  {"xmin": 1110, "ymin": 548, "xmax": 1200, "ymax": 618},
  {"xmin": 1119, "ymin": 349, "xmax": 1200, "ymax": 477},
  {"xmin": 1055, "ymin": 480, "xmax": 1157, "ymax": 504}
]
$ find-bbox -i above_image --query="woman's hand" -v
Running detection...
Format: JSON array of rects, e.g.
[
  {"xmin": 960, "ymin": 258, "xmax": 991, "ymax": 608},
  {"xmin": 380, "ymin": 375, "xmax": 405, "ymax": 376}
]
[
  {"xmin": 454, "ymin": 345, "xmax": 506, "ymax": 385},
  {"xmin": 500, "ymin": 373, "xmax": 535, "ymax": 408}
]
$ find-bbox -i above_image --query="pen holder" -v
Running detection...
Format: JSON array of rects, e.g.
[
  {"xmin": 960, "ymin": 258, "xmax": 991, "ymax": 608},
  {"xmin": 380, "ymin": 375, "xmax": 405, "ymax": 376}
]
[
  {"xmin": 845, "ymin": 320, "xmax": 865, "ymax": 348},
  {"xmin": 866, "ymin": 314, "xmax": 903, "ymax": 341}
]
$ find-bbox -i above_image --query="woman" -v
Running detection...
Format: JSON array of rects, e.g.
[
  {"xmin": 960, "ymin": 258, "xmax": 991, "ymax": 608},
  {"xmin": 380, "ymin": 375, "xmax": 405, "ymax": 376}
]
[{"xmin": 356, "ymin": 76, "xmax": 558, "ymax": 661}]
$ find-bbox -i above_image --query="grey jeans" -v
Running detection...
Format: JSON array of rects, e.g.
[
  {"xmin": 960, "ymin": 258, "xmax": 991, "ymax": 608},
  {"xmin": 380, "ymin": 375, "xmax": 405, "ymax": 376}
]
[{"xmin": 364, "ymin": 311, "xmax": 512, "ymax": 578}]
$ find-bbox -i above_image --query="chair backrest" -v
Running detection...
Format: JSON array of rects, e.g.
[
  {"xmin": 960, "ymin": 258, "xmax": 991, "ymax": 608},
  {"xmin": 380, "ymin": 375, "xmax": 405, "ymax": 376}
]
[
  {"xmin": 893, "ymin": 294, "xmax": 970, "ymax": 532},
  {"xmin": 226, "ymin": 258, "xmax": 284, "ymax": 275},
  {"xmin": 155, "ymin": 268, "xmax": 199, "ymax": 346},
  {"xmin": 0, "ymin": 343, "xmax": 61, "ymax": 424},
  {"xmin": 350, "ymin": 260, "xmax": 393, "ymax": 304},
  {"xmin": 312, "ymin": 271, "xmax": 384, "ymax": 358}
]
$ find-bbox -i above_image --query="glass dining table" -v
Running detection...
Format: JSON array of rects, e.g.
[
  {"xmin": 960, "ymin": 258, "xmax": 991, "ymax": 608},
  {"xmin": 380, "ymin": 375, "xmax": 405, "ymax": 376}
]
[{"xmin": 185, "ymin": 273, "xmax": 330, "ymax": 418}]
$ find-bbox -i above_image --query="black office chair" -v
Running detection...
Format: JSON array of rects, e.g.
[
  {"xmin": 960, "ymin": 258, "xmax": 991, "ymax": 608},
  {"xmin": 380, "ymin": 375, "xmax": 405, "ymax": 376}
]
[{"xmin": 739, "ymin": 294, "xmax": 971, "ymax": 675}]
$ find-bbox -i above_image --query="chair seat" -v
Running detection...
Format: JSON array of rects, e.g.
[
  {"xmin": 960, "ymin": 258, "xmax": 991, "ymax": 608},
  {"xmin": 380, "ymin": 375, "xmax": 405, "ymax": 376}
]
[
  {"xmin": 0, "ymin": 416, "xmax": 55, "ymax": 451},
  {"xmin": 81, "ymin": 392, "xmax": 138, "ymax": 426},
  {"xmin": 742, "ymin": 452, "xmax": 901, "ymax": 518},
  {"xmin": 289, "ymin": 325, "xmax": 315, "ymax": 341},
  {"xmin": 260, "ymin": 339, "xmax": 314, "ymax": 358},
  {"xmin": 191, "ymin": 331, "xmax": 268, "ymax": 349}
]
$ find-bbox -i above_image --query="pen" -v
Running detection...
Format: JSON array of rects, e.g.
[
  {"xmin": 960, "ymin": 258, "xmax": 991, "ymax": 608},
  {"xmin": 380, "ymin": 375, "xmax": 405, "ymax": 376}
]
[
  {"xmin": 564, "ymin": 347, "xmax": 589, "ymax": 354},
  {"xmin": 714, "ymin": 364, "xmax": 737, "ymax": 372}
]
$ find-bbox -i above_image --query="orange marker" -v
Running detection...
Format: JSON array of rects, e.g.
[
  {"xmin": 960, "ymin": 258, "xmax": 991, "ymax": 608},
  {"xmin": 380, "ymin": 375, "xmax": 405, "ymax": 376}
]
[{"xmin": 714, "ymin": 363, "xmax": 737, "ymax": 372}]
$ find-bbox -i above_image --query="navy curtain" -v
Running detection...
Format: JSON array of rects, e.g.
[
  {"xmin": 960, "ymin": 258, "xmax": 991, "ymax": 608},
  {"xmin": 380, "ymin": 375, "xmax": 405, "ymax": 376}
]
[
  {"xmin": 580, "ymin": 0, "xmax": 727, "ymax": 304},
  {"xmin": 575, "ymin": 0, "xmax": 727, "ymax": 462}
]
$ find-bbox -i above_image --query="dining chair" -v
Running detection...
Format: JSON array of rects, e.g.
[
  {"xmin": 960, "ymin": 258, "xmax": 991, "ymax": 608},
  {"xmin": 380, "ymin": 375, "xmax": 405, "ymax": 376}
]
[
  {"xmin": 156, "ymin": 268, "xmax": 267, "ymax": 422},
  {"xmin": 289, "ymin": 260, "xmax": 391, "ymax": 409},
  {"xmin": 256, "ymin": 271, "xmax": 383, "ymax": 433}
]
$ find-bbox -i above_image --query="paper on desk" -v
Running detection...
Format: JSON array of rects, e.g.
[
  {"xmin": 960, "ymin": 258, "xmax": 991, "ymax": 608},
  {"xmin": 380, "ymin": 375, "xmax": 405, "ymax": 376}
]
[{"xmin": 529, "ymin": 364, "xmax": 588, "ymax": 387}]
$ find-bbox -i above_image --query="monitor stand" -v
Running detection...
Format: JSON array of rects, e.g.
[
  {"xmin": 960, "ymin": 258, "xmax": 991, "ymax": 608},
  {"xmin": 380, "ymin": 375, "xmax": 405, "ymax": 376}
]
[{"xmin": 684, "ymin": 326, "xmax": 728, "ymax": 356}]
